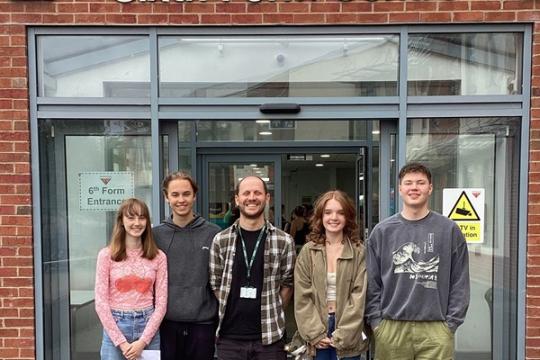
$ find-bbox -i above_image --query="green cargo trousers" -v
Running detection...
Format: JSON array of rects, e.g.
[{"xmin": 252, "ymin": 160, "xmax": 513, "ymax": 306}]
[{"xmin": 373, "ymin": 319, "xmax": 454, "ymax": 360}]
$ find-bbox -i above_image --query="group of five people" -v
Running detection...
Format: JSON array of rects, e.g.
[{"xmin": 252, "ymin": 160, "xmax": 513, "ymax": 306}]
[{"xmin": 95, "ymin": 162, "xmax": 470, "ymax": 360}]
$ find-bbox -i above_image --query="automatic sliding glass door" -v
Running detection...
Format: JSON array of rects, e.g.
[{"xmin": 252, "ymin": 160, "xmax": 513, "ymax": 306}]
[{"xmin": 200, "ymin": 150, "xmax": 371, "ymax": 234}]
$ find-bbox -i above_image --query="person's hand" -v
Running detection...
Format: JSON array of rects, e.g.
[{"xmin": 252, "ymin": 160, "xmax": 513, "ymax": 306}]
[
  {"xmin": 123, "ymin": 339, "xmax": 146, "ymax": 360},
  {"xmin": 315, "ymin": 337, "xmax": 333, "ymax": 349},
  {"xmin": 119, "ymin": 342, "xmax": 131, "ymax": 357}
]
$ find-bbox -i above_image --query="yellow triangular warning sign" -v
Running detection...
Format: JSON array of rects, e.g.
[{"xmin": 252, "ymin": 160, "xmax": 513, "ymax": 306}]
[{"xmin": 448, "ymin": 191, "xmax": 480, "ymax": 221}]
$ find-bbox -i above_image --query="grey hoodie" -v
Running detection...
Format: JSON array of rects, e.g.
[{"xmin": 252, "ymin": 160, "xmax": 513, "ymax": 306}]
[{"xmin": 153, "ymin": 215, "xmax": 221, "ymax": 323}]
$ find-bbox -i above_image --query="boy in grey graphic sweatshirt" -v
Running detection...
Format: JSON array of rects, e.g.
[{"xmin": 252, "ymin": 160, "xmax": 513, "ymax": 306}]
[{"xmin": 366, "ymin": 163, "xmax": 470, "ymax": 360}]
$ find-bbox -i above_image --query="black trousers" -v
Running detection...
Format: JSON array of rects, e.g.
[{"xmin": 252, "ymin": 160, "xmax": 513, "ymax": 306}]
[
  {"xmin": 160, "ymin": 319, "xmax": 217, "ymax": 360},
  {"xmin": 216, "ymin": 337, "xmax": 286, "ymax": 360}
]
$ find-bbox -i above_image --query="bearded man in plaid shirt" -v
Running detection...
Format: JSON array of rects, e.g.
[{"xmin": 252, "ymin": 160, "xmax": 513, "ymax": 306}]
[{"xmin": 210, "ymin": 175, "xmax": 296, "ymax": 360}]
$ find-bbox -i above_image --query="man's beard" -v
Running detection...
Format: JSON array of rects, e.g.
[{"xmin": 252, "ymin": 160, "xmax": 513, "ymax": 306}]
[{"xmin": 239, "ymin": 202, "xmax": 267, "ymax": 220}]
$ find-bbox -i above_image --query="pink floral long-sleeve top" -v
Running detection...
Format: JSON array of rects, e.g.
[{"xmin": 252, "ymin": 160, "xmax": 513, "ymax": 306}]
[{"xmin": 95, "ymin": 247, "xmax": 168, "ymax": 347}]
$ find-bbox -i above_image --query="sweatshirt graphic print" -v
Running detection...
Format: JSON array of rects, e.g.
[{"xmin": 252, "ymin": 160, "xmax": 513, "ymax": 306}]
[{"xmin": 392, "ymin": 239, "xmax": 439, "ymax": 289}]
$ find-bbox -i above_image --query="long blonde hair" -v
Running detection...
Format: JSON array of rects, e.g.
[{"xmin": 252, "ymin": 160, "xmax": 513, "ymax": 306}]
[
  {"xmin": 109, "ymin": 198, "xmax": 158, "ymax": 261},
  {"xmin": 306, "ymin": 190, "xmax": 362, "ymax": 246}
]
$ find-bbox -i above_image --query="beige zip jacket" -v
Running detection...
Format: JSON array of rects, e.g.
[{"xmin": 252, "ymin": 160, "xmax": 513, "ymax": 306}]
[{"xmin": 294, "ymin": 239, "xmax": 369, "ymax": 358}]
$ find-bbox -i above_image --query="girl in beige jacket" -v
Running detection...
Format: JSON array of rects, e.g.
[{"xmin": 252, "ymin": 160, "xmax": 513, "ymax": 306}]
[{"xmin": 294, "ymin": 190, "xmax": 368, "ymax": 360}]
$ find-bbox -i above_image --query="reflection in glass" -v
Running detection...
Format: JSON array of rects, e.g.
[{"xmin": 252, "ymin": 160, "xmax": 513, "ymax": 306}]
[
  {"xmin": 179, "ymin": 147, "xmax": 192, "ymax": 174},
  {"xmin": 407, "ymin": 117, "xmax": 520, "ymax": 359},
  {"xmin": 196, "ymin": 120, "xmax": 373, "ymax": 142},
  {"xmin": 37, "ymin": 36, "xmax": 150, "ymax": 97},
  {"xmin": 39, "ymin": 120, "xmax": 151, "ymax": 360},
  {"xmin": 408, "ymin": 33, "xmax": 522, "ymax": 96},
  {"xmin": 162, "ymin": 135, "xmax": 169, "ymax": 176},
  {"xmin": 177, "ymin": 121, "xmax": 194, "ymax": 174},
  {"xmin": 159, "ymin": 35, "xmax": 398, "ymax": 97},
  {"xmin": 178, "ymin": 121, "xmax": 194, "ymax": 143},
  {"xmin": 282, "ymin": 153, "xmax": 357, "ymax": 224}
]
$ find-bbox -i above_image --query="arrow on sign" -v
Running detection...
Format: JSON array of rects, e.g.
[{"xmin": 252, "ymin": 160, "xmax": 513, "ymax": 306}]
[{"xmin": 100, "ymin": 177, "xmax": 112, "ymax": 185}]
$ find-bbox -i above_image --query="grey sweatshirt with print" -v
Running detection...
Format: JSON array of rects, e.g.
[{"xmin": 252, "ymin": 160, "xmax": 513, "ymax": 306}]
[
  {"xmin": 365, "ymin": 211, "xmax": 470, "ymax": 332},
  {"xmin": 153, "ymin": 215, "xmax": 221, "ymax": 323}
]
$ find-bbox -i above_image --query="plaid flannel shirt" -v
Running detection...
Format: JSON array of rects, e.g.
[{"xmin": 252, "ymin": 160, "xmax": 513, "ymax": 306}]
[{"xmin": 209, "ymin": 220, "xmax": 296, "ymax": 345}]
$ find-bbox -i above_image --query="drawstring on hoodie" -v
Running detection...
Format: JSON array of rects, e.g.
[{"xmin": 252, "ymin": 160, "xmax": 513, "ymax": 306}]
[
  {"xmin": 164, "ymin": 228, "xmax": 176, "ymax": 256},
  {"xmin": 163, "ymin": 215, "xmax": 199, "ymax": 255},
  {"xmin": 162, "ymin": 214, "xmax": 198, "ymax": 255}
]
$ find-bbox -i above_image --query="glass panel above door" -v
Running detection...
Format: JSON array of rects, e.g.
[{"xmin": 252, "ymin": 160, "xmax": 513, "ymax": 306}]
[
  {"xmin": 37, "ymin": 36, "xmax": 150, "ymax": 97},
  {"xmin": 408, "ymin": 33, "xmax": 523, "ymax": 96},
  {"xmin": 196, "ymin": 119, "xmax": 379, "ymax": 142},
  {"xmin": 158, "ymin": 35, "xmax": 398, "ymax": 97}
]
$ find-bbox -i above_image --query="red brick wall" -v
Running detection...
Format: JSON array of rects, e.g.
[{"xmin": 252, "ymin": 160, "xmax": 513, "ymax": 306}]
[{"xmin": 0, "ymin": 0, "xmax": 538, "ymax": 359}]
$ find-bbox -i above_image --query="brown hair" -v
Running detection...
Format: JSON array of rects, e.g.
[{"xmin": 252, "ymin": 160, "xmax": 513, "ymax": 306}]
[
  {"xmin": 109, "ymin": 198, "xmax": 159, "ymax": 261},
  {"xmin": 162, "ymin": 171, "xmax": 198, "ymax": 196},
  {"xmin": 398, "ymin": 162, "xmax": 432, "ymax": 184},
  {"xmin": 306, "ymin": 190, "xmax": 362, "ymax": 246}
]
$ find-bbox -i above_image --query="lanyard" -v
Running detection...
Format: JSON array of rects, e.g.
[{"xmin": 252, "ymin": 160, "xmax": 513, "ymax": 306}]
[{"xmin": 238, "ymin": 226, "xmax": 266, "ymax": 281}]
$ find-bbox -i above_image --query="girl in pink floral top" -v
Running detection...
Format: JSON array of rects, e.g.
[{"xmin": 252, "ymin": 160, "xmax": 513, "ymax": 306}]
[{"xmin": 95, "ymin": 198, "xmax": 168, "ymax": 360}]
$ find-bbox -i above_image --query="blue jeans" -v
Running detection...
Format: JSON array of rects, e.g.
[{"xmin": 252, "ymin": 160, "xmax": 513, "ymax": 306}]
[
  {"xmin": 315, "ymin": 313, "xmax": 361, "ymax": 360},
  {"xmin": 100, "ymin": 308, "xmax": 160, "ymax": 360}
]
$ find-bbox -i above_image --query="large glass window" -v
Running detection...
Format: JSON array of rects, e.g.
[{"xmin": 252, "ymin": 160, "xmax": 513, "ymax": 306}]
[
  {"xmin": 407, "ymin": 117, "xmax": 520, "ymax": 359},
  {"xmin": 39, "ymin": 119, "xmax": 151, "ymax": 360},
  {"xmin": 196, "ymin": 119, "xmax": 376, "ymax": 142},
  {"xmin": 37, "ymin": 36, "xmax": 150, "ymax": 97},
  {"xmin": 159, "ymin": 35, "xmax": 398, "ymax": 97},
  {"xmin": 408, "ymin": 33, "xmax": 523, "ymax": 96}
]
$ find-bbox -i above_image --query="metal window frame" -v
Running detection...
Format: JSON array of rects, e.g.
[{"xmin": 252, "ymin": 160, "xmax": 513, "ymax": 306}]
[{"xmin": 28, "ymin": 24, "xmax": 531, "ymax": 360}]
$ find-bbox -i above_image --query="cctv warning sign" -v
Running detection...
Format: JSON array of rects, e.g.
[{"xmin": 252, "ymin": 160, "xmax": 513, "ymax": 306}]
[
  {"xmin": 447, "ymin": 192, "xmax": 480, "ymax": 221},
  {"xmin": 443, "ymin": 188, "xmax": 484, "ymax": 244}
]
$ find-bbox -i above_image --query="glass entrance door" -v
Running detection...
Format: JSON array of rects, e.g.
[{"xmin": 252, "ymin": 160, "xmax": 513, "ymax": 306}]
[
  {"xmin": 200, "ymin": 150, "xmax": 368, "ymax": 234},
  {"xmin": 38, "ymin": 119, "xmax": 152, "ymax": 360}
]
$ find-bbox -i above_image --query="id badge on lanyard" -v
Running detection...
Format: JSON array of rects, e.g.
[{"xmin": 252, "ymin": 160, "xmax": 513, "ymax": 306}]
[
  {"xmin": 238, "ymin": 226, "xmax": 265, "ymax": 300},
  {"xmin": 240, "ymin": 286, "xmax": 257, "ymax": 299}
]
